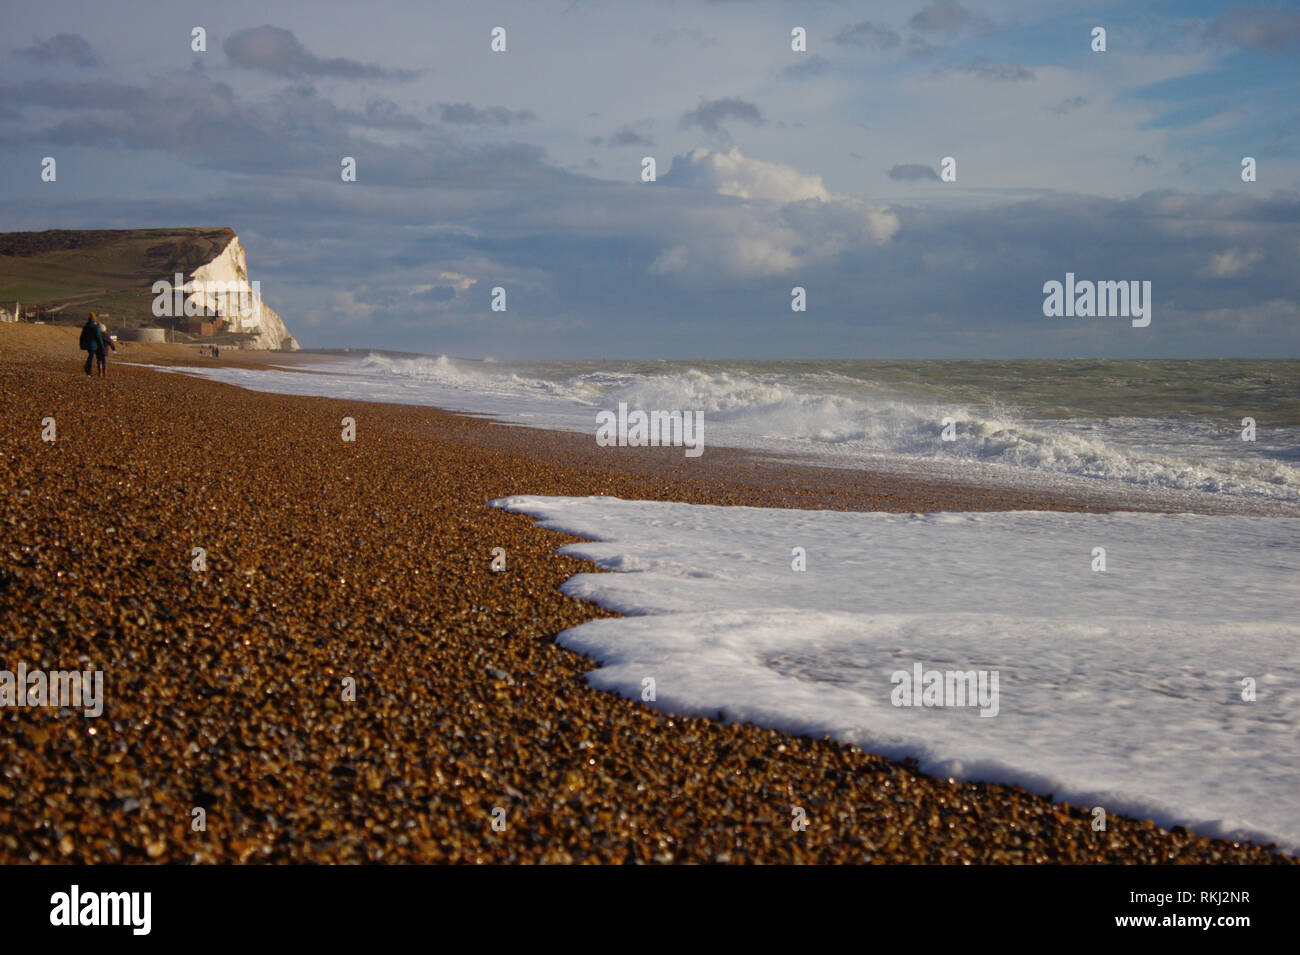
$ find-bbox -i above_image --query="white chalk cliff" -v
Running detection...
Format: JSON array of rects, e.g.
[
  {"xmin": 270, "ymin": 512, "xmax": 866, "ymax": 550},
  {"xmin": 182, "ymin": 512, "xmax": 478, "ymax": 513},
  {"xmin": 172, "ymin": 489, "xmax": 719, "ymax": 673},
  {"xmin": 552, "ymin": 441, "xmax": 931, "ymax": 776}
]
[{"xmin": 186, "ymin": 235, "xmax": 299, "ymax": 350}]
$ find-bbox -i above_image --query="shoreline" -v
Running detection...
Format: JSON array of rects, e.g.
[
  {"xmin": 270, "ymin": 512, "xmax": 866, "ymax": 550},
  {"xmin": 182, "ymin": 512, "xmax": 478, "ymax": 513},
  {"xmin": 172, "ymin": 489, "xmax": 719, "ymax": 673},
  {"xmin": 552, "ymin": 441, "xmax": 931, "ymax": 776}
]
[
  {"xmin": 1, "ymin": 326, "xmax": 1294, "ymax": 863},
  {"xmin": 131, "ymin": 340, "xmax": 1299, "ymax": 519}
]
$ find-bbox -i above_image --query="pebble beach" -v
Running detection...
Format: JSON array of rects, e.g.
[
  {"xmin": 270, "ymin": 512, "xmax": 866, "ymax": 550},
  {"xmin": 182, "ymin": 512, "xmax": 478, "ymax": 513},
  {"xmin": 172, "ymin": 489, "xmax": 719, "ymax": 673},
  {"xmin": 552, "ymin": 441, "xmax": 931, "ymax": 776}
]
[{"xmin": 1, "ymin": 327, "xmax": 1294, "ymax": 865}]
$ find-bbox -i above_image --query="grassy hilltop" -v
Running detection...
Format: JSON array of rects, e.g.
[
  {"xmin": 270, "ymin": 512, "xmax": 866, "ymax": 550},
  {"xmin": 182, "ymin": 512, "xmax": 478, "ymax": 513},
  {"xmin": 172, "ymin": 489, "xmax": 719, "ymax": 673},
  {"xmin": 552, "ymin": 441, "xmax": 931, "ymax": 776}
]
[{"xmin": 0, "ymin": 227, "xmax": 238, "ymax": 328}]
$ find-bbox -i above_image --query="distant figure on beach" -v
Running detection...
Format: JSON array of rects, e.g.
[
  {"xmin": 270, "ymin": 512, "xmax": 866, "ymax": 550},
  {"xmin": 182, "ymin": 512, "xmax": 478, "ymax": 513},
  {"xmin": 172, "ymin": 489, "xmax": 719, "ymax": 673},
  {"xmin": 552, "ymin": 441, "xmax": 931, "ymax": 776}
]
[
  {"xmin": 95, "ymin": 322, "xmax": 116, "ymax": 377},
  {"xmin": 78, "ymin": 313, "xmax": 103, "ymax": 376}
]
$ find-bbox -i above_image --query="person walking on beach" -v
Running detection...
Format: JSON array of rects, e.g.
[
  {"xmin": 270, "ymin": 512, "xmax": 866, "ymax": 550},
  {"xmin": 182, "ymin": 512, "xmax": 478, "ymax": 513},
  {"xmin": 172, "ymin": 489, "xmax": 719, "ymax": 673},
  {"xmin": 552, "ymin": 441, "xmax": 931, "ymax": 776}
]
[
  {"xmin": 79, "ymin": 313, "xmax": 103, "ymax": 376},
  {"xmin": 94, "ymin": 322, "xmax": 116, "ymax": 377}
]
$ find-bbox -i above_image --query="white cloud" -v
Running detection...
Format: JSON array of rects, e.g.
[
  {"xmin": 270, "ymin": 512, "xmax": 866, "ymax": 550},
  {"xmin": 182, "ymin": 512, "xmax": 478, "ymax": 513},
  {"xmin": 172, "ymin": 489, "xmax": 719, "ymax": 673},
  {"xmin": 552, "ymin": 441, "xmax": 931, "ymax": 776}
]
[
  {"xmin": 651, "ymin": 148, "xmax": 899, "ymax": 277},
  {"xmin": 1203, "ymin": 248, "xmax": 1263, "ymax": 277},
  {"xmin": 335, "ymin": 289, "xmax": 382, "ymax": 318},
  {"xmin": 664, "ymin": 146, "xmax": 832, "ymax": 202},
  {"xmin": 408, "ymin": 271, "xmax": 478, "ymax": 293}
]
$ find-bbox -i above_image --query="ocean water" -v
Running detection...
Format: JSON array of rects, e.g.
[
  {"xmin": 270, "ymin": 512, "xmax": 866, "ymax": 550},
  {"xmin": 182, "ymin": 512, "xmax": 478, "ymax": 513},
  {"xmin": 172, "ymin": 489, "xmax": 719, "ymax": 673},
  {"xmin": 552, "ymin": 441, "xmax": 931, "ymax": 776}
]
[
  {"xmin": 164, "ymin": 355, "xmax": 1300, "ymax": 510},
  {"xmin": 493, "ymin": 495, "xmax": 1300, "ymax": 853}
]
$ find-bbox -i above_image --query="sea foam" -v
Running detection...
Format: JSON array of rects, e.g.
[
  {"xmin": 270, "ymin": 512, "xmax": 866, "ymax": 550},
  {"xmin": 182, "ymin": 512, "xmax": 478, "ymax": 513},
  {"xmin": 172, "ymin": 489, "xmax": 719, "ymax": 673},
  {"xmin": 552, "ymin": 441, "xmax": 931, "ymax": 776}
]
[{"xmin": 492, "ymin": 495, "xmax": 1300, "ymax": 853}]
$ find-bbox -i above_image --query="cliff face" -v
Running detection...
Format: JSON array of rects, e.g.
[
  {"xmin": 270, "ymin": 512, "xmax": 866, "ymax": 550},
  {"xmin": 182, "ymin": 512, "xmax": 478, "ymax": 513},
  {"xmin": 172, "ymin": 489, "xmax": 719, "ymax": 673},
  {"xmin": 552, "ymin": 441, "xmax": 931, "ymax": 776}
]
[
  {"xmin": 188, "ymin": 236, "xmax": 299, "ymax": 350},
  {"xmin": 0, "ymin": 227, "xmax": 300, "ymax": 350}
]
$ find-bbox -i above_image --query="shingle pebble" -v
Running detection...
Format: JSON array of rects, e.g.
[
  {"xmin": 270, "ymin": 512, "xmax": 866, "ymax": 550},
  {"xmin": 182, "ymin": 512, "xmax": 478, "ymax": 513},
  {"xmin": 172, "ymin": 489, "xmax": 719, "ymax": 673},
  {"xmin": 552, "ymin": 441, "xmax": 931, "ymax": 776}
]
[{"xmin": 0, "ymin": 349, "xmax": 1291, "ymax": 865}]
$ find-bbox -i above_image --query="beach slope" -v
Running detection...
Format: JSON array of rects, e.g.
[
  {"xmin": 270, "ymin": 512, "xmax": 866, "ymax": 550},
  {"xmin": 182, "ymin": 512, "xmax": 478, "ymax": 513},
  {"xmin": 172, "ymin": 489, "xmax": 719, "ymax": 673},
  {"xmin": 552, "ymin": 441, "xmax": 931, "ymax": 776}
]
[{"xmin": 0, "ymin": 326, "xmax": 1291, "ymax": 863}]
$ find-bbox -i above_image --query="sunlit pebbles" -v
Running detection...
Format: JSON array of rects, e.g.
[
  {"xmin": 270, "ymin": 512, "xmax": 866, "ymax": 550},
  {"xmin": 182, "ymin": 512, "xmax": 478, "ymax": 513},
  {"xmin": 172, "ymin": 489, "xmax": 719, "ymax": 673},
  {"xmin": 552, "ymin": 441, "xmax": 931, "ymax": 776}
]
[{"xmin": 0, "ymin": 344, "xmax": 1293, "ymax": 864}]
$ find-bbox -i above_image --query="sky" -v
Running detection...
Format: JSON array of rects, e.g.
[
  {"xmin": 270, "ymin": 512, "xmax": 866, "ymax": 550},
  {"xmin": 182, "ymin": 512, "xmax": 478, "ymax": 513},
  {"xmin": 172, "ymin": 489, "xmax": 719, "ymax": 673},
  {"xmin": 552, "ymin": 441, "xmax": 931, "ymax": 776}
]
[{"xmin": 1, "ymin": 0, "xmax": 1298, "ymax": 358}]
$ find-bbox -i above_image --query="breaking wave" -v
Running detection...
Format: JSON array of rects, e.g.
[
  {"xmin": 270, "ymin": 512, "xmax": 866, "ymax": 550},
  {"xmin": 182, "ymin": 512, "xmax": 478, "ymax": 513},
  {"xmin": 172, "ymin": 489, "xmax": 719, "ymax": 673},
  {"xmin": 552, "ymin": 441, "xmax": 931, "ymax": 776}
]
[{"xmin": 354, "ymin": 355, "xmax": 1300, "ymax": 502}]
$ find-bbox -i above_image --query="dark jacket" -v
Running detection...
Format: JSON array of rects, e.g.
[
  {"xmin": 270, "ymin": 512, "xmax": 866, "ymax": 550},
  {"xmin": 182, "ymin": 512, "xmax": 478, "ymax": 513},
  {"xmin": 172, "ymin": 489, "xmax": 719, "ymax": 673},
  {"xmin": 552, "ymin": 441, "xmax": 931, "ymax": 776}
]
[{"xmin": 79, "ymin": 321, "xmax": 103, "ymax": 352}]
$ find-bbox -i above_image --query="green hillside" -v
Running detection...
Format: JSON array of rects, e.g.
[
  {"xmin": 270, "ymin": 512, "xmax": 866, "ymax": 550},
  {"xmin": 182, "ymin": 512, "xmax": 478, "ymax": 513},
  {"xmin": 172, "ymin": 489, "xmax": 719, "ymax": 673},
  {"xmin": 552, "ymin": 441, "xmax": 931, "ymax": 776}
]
[{"xmin": 0, "ymin": 228, "xmax": 238, "ymax": 328}]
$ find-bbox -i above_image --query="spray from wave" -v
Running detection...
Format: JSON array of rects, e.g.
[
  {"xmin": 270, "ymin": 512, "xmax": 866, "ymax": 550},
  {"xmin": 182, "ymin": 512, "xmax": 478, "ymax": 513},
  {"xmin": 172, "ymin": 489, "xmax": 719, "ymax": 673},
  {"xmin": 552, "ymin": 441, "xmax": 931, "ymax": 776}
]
[{"xmin": 208, "ymin": 353, "xmax": 1300, "ymax": 505}]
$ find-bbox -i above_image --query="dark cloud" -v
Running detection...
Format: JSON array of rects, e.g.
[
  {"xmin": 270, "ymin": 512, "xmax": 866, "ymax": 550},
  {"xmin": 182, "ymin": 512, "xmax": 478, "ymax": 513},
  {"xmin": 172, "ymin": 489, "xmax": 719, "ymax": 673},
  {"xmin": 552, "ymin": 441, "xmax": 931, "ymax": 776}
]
[
  {"xmin": 679, "ymin": 98, "xmax": 765, "ymax": 135},
  {"xmin": 608, "ymin": 126, "xmax": 652, "ymax": 147},
  {"xmin": 279, "ymin": 85, "xmax": 426, "ymax": 130},
  {"xmin": 0, "ymin": 79, "xmax": 141, "ymax": 111},
  {"xmin": 888, "ymin": 163, "xmax": 941, "ymax": 181},
  {"xmin": 1134, "ymin": 154, "xmax": 1159, "ymax": 166},
  {"xmin": 437, "ymin": 103, "xmax": 537, "ymax": 126},
  {"xmin": 909, "ymin": 1, "xmax": 987, "ymax": 34},
  {"xmin": 950, "ymin": 57, "xmax": 1035, "ymax": 82},
  {"xmin": 1050, "ymin": 96, "xmax": 1089, "ymax": 115},
  {"xmin": 223, "ymin": 26, "xmax": 416, "ymax": 80},
  {"xmin": 783, "ymin": 54, "xmax": 832, "ymax": 78},
  {"xmin": 352, "ymin": 97, "xmax": 425, "ymax": 130},
  {"xmin": 1204, "ymin": 6, "xmax": 1300, "ymax": 51},
  {"xmin": 0, "ymin": 73, "xmax": 578, "ymax": 189},
  {"xmin": 411, "ymin": 286, "xmax": 456, "ymax": 302},
  {"xmin": 833, "ymin": 22, "xmax": 902, "ymax": 50},
  {"xmin": 15, "ymin": 33, "xmax": 100, "ymax": 68}
]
